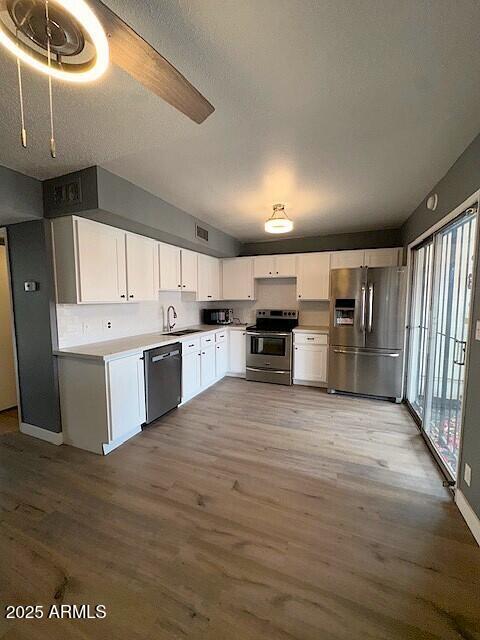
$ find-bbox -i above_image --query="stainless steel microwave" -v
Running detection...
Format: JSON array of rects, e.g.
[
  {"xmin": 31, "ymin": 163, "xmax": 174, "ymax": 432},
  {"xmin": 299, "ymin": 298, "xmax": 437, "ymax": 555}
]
[{"xmin": 202, "ymin": 308, "xmax": 234, "ymax": 325}]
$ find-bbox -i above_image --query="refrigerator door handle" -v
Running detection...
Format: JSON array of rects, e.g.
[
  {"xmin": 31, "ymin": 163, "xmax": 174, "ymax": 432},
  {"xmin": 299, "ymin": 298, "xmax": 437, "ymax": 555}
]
[
  {"xmin": 360, "ymin": 285, "xmax": 366, "ymax": 331},
  {"xmin": 367, "ymin": 283, "xmax": 374, "ymax": 333},
  {"xmin": 333, "ymin": 348, "xmax": 399, "ymax": 357}
]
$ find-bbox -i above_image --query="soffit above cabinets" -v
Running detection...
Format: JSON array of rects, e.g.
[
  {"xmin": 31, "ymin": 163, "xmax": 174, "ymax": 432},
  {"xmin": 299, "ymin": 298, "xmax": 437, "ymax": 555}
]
[{"xmin": 0, "ymin": 2, "xmax": 479, "ymax": 240}]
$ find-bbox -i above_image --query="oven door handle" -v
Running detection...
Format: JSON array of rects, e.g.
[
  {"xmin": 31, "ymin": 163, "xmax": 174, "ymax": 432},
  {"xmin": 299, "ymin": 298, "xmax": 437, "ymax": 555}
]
[
  {"xmin": 246, "ymin": 331, "xmax": 291, "ymax": 337},
  {"xmin": 246, "ymin": 366, "xmax": 288, "ymax": 374}
]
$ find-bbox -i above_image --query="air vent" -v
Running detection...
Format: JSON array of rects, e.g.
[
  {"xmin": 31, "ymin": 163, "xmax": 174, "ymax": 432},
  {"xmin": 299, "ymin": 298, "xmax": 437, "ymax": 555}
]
[
  {"xmin": 50, "ymin": 178, "xmax": 82, "ymax": 209},
  {"xmin": 196, "ymin": 224, "xmax": 209, "ymax": 242}
]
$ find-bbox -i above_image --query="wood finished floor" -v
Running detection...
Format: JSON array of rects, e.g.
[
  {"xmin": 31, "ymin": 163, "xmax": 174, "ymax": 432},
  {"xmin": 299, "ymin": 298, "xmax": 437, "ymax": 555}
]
[
  {"xmin": 0, "ymin": 378, "xmax": 479, "ymax": 640},
  {"xmin": 0, "ymin": 408, "xmax": 18, "ymax": 435}
]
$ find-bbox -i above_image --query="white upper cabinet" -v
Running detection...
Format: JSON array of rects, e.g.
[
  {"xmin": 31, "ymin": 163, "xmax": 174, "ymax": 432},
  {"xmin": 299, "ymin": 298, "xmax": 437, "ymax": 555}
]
[
  {"xmin": 197, "ymin": 254, "xmax": 220, "ymax": 301},
  {"xmin": 181, "ymin": 249, "xmax": 198, "ymax": 291},
  {"xmin": 364, "ymin": 248, "xmax": 403, "ymax": 267},
  {"xmin": 159, "ymin": 244, "xmax": 198, "ymax": 292},
  {"xmin": 254, "ymin": 254, "xmax": 296, "ymax": 278},
  {"xmin": 254, "ymin": 255, "xmax": 276, "ymax": 278},
  {"xmin": 275, "ymin": 254, "xmax": 297, "ymax": 277},
  {"xmin": 159, "ymin": 242, "xmax": 181, "ymax": 291},
  {"xmin": 296, "ymin": 252, "xmax": 330, "ymax": 300},
  {"xmin": 330, "ymin": 248, "xmax": 402, "ymax": 269},
  {"xmin": 222, "ymin": 257, "xmax": 254, "ymax": 300},
  {"xmin": 52, "ymin": 216, "xmax": 127, "ymax": 304},
  {"xmin": 126, "ymin": 233, "xmax": 158, "ymax": 301},
  {"xmin": 330, "ymin": 250, "xmax": 365, "ymax": 270}
]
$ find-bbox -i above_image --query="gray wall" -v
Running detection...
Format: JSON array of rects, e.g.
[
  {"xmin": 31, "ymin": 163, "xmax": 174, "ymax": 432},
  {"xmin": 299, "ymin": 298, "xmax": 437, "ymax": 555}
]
[
  {"xmin": 0, "ymin": 165, "xmax": 43, "ymax": 226},
  {"xmin": 7, "ymin": 220, "xmax": 61, "ymax": 433},
  {"xmin": 401, "ymin": 132, "xmax": 480, "ymax": 520},
  {"xmin": 241, "ymin": 228, "xmax": 402, "ymax": 256},
  {"xmin": 44, "ymin": 166, "xmax": 240, "ymax": 258}
]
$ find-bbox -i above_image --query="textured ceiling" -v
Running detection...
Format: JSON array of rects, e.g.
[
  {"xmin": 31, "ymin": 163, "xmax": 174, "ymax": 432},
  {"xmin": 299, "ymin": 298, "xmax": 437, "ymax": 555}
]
[{"xmin": 0, "ymin": 0, "xmax": 480, "ymax": 240}]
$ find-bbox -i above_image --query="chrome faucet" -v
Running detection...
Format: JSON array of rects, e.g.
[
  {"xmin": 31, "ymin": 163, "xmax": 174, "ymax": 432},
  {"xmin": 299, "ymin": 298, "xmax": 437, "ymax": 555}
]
[{"xmin": 167, "ymin": 305, "xmax": 177, "ymax": 332}]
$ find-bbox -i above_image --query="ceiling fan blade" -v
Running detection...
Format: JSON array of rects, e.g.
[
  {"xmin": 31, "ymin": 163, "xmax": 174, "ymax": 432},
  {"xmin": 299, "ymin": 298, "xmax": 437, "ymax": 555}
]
[{"xmin": 89, "ymin": 0, "xmax": 215, "ymax": 124}]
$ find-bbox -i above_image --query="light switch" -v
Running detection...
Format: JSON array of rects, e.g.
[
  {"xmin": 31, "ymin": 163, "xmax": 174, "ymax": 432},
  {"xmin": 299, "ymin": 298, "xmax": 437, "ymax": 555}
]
[{"xmin": 476, "ymin": 320, "xmax": 480, "ymax": 341}]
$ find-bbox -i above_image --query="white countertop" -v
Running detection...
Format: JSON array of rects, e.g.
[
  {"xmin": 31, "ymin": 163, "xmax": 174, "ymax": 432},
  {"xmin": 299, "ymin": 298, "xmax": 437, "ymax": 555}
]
[
  {"xmin": 293, "ymin": 325, "xmax": 330, "ymax": 334},
  {"xmin": 54, "ymin": 324, "xmax": 248, "ymax": 363}
]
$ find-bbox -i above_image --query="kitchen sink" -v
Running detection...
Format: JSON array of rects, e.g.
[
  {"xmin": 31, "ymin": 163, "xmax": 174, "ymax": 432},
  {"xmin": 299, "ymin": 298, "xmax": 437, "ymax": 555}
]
[{"xmin": 162, "ymin": 329, "xmax": 202, "ymax": 337}]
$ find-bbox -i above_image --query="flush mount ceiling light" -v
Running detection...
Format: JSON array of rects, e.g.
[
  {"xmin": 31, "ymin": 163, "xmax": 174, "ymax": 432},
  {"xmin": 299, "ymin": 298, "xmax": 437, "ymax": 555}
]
[
  {"xmin": 0, "ymin": 0, "xmax": 109, "ymax": 82},
  {"xmin": 264, "ymin": 204, "xmax": 294, "ymax": 234}
]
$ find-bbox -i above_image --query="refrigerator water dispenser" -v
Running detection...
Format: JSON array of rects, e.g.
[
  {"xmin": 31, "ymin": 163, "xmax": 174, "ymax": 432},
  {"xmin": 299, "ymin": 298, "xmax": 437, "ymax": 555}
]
[{"xmin": 334, "ymin": 299, "xmax": 355, "ymax": 326}]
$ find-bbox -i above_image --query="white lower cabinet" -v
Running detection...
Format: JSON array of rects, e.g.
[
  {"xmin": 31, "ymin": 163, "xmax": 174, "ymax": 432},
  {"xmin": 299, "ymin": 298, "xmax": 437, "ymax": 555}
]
[
  {"xmin": 108, "ymin": 353, "xmax": 146, "ymax": 441},
  {"xmin": 215, "ymin": 341, "xmax": 228, "ymax": 378},
  {"xmin": 228, "ymin": 328, "xmax": 246, "ymax": 375},
  {"xmin": 293, "ymin": 333, "xmax": 328, "ymax": 387},
  {"xmin": 200, "ymin": 345, "xmax": 216, "ymax": 388},
  {"xmin": 182, "ymin": 349, "xmax": 202, "ymax": 400},
  {"xmin": 181, "ymin": 330, "xmax": 228, "ymax": 403},
  {"xmin": 58, "ymin": 352, "xmax": 146, "ymax": 455}
]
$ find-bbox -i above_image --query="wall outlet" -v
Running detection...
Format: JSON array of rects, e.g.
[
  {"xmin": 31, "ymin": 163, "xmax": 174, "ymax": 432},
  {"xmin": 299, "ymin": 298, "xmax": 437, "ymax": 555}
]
[{"xmin": 464, "ymin": 463, "xmax": 472, "ymax": 487}]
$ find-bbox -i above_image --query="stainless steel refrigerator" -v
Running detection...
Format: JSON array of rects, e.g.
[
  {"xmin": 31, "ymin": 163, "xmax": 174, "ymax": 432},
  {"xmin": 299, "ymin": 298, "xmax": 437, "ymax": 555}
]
[{"xmin": 328, "ymin": 266, "xmax": 406, "ymax": 401}]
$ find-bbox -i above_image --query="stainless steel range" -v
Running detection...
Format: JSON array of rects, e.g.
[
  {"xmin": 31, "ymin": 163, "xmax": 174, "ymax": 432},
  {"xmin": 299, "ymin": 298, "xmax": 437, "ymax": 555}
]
[{"xmin": 246, "ymin": 309, "xmax": 298, "ymax": 385}]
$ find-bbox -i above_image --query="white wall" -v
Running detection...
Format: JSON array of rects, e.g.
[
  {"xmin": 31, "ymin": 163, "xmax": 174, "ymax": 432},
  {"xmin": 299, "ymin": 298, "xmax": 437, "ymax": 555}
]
[
  {"xmin": 223, "ymin": 278, "xmax": 330, "ymax": 326},
  {"xmin": 57, "ymin": 291, "xmax": 206, "ymax": 348},
  {"xmin": 0, "ymin": 243, "xmax": 17, "ymax": 411}
]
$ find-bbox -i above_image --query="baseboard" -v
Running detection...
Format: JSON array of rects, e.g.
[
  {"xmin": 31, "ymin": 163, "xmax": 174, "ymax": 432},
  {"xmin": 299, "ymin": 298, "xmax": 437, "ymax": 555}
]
[
  {"xmin": 455, "ymin": 489, "xmax": 480, "ymax": 546},
  {"xmin": 20, "ymin": 422, "xmax": 64, "ymax": 446},
  {"xmin": 102, "ymin": 426, "xmax": 142, "ymax": 455},
  {"xmin": 226, "ymin": 372, "xmax": 246, "ymax": 378},
  {"xmin": 293, "ymin": 379, "xmax": 327, "ymax": 388}
]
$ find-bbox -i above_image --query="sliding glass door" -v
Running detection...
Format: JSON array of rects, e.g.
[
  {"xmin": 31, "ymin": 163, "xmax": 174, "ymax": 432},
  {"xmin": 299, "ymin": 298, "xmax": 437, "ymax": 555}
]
[
  {"xmin": 406, "ymin": 240, "xmax": 434, "ymax": 419},
  {"xmin": 407, "ymin": 207, "xmax": 477, "ymax": 480}
]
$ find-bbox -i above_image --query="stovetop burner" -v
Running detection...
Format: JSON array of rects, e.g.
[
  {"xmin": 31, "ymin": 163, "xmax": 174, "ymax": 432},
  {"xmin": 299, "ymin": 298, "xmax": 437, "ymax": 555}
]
[{"xmin": 249, "ymin": 309, "xmax": 298, "ymax": 332}]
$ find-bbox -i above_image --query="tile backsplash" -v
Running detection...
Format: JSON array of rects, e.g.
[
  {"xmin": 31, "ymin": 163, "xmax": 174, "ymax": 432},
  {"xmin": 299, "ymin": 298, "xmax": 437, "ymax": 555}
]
[
  {"xmin": 225, "ymin": 279, "xmax": 330, "ymax": 326},
  {"xmin": 56, "ymin": 291, "xmax": 206, "ymax": 348},
  {"xmin": 56, "ymin": 279, "xmax": 330, "ymax": 348}
]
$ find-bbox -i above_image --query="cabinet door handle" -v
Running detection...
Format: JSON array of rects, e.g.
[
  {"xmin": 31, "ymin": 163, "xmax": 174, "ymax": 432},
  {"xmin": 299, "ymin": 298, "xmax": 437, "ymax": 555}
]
[
  {"xmin": 298, "ymin": 294, "xmax": 302, "ymax": 298},
  {"xmin": 306, "ymin": 337, "xmax": 314, "ymax": 341},
  {"xmin": 129, "ymin": 294, "xmax": 134, "ymax": 298},
  {"xmin": 188, "ymin": 343, "xmax": 195, "ymax": 347},
  {"xmin": 120, "ymin": 294, "xmax": 126, "ymax": 299},
  {"xmin": 183, "ymin": 284, "xmax": 186, "ymax": 288},
  {"xmin": 178, "ymin": 284, "xmax": 181, "ymax": 288},
  {"xmin": 276, "ymin": 271, "xmax": 279, "ymax": 274},
  {"xmin": 207, "ymin": 295, "xmax": 212, "ymax": 298}
]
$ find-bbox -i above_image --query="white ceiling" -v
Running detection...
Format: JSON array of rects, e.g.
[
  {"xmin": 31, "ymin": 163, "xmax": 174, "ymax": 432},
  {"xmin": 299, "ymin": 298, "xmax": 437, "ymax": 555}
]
[{"xmin": 0, "ymin": 0, "xmax": 480, "ymax": 241}]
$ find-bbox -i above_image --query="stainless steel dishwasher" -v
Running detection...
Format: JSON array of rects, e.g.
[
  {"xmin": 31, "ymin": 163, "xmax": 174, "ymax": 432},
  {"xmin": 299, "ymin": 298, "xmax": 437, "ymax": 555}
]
[{"xmin": 144, "ymin": 342, "xmax": 182, "ymax": 424}]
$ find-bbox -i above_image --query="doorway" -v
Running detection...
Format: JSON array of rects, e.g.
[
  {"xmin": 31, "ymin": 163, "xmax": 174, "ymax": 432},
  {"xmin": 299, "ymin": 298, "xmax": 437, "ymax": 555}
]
[
  {"xmin": 406, "ymin": 205, "xmax": 478, "ymax": 481},
  {"xmin": 0, "ymin": 229, "xmax": 18, "ymax": 434}
]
